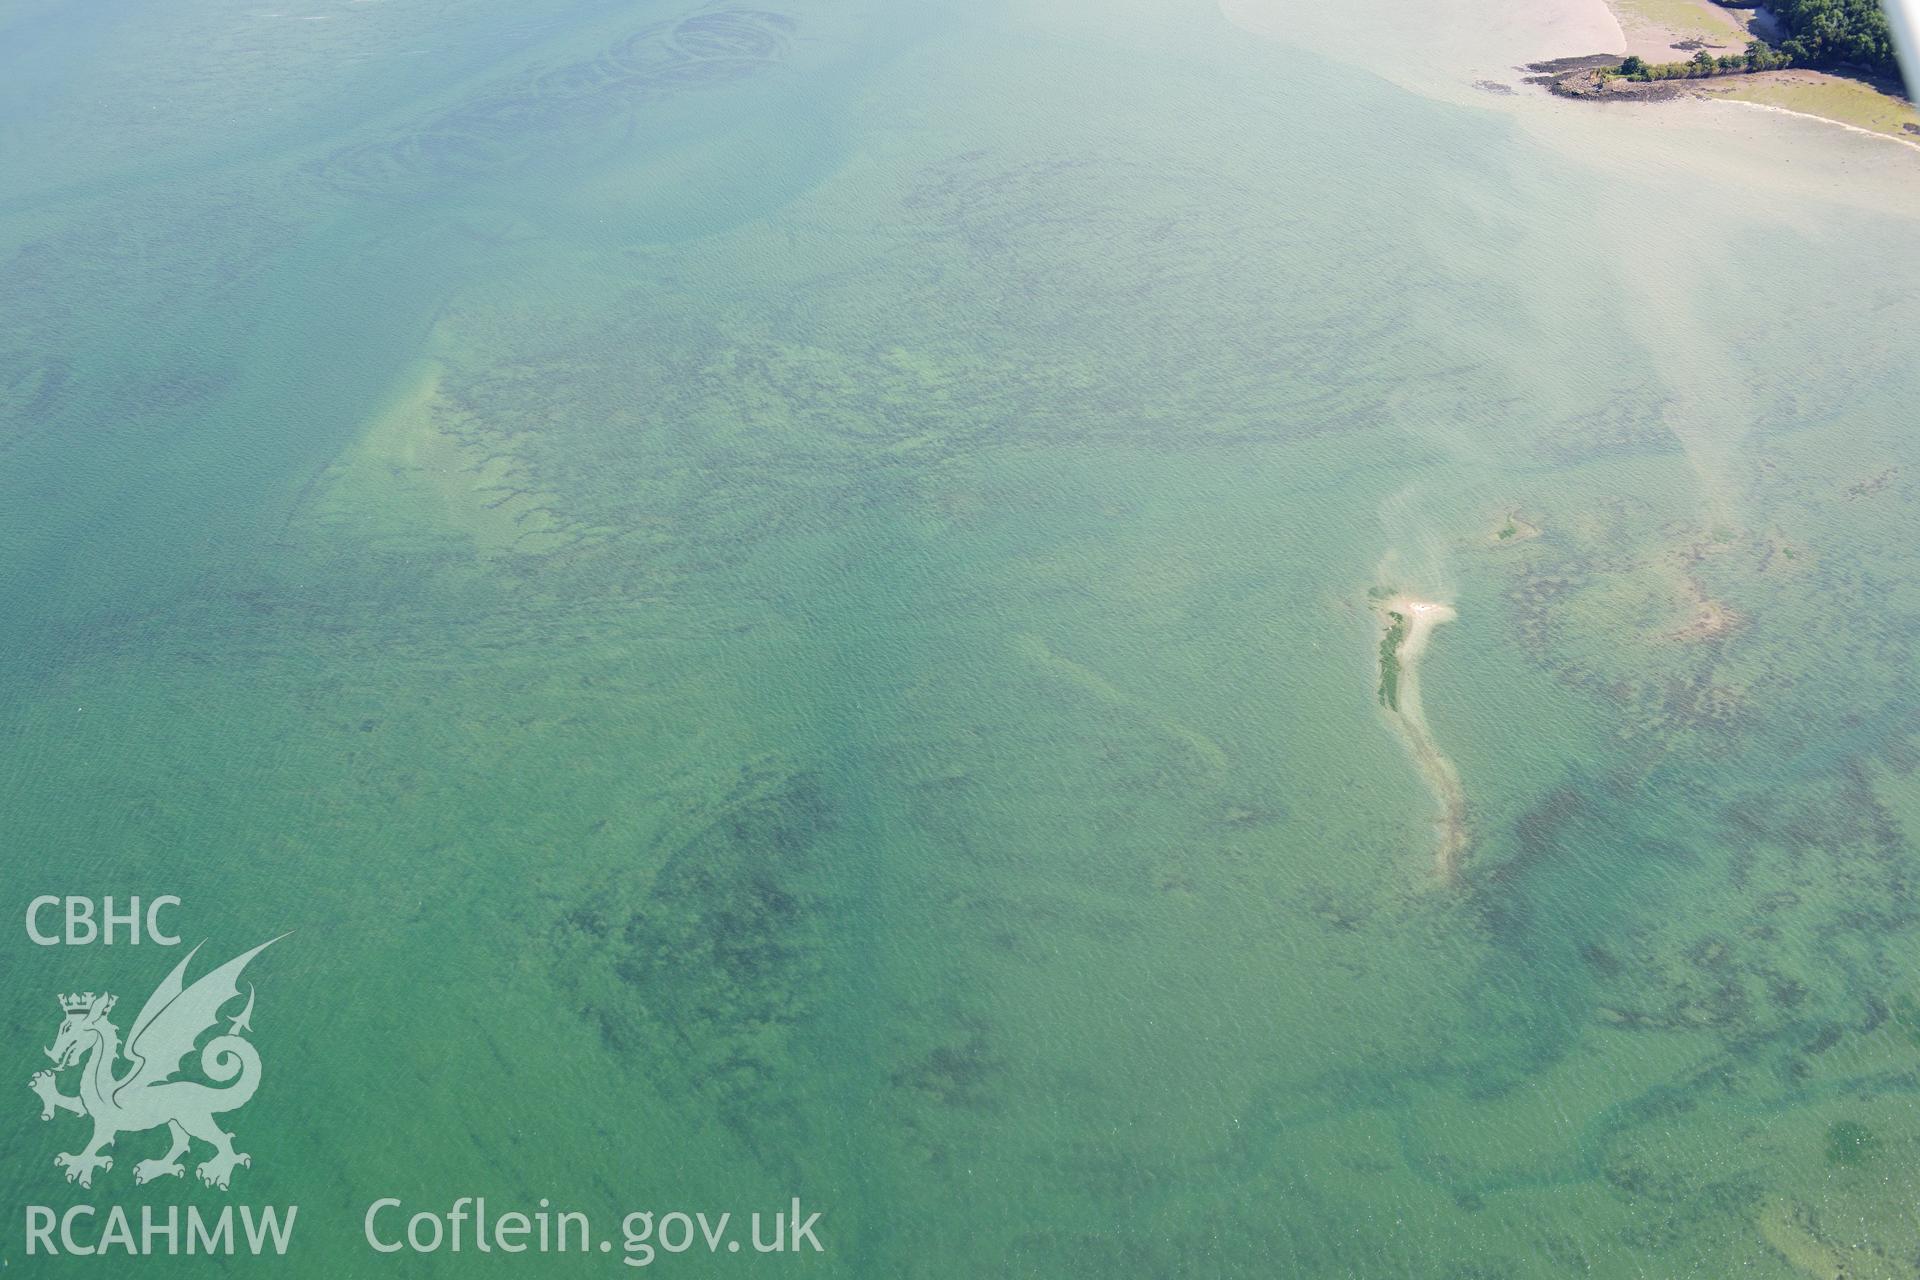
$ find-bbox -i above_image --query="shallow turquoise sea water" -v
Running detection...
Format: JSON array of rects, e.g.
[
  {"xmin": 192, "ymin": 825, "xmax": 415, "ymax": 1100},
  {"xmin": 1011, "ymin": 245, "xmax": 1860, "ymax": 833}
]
[{"xmin": 5, "ymin": 0, "xmax": 1920, "ymax": 1274}]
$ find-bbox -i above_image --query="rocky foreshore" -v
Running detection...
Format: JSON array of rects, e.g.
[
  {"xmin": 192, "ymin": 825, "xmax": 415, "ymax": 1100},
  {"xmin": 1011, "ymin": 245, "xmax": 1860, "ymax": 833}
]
[{"xmin": 1526, "ymin": 55, "xmax": 1695, "ymax": 101}]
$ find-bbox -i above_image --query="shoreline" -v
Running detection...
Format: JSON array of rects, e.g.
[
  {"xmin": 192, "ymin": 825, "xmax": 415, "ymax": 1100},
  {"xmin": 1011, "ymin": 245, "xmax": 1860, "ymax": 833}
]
[
  {"xmin": 1376, "ymin": 597, "xmax": 1468, "ymax": 878},
  {"xmin": 1221, "ymin": 0, "xmax": 1915, "ymax": 149},
  {"xmin": 1708, "ymin": 83, "xmax": 1920, "ymax": 151},
  {"xmin": 1538, "ymin": 0, "xmax": 1919, "ymax": 141}
]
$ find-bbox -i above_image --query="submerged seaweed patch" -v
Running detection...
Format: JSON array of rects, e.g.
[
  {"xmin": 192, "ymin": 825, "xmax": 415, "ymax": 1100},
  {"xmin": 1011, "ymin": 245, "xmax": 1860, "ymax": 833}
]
[
  {"xmin": 552, "ymin": 762, "xmax": 838, "ymax": 1165},
  {"xmin": 1378, "ymin": 610, "xmax": 1407, "ymax": 711},
  {"xmin": 890, "ymin": 1016, "xmax": 1003, "ymax": 1111},
  {"xmin": 1824, "ymin": 1120, "xmax": 1877, "ymax": 1166},
  {"xmin": 317, "ymin": 7, "xmax": 797, "ymax": 197}
]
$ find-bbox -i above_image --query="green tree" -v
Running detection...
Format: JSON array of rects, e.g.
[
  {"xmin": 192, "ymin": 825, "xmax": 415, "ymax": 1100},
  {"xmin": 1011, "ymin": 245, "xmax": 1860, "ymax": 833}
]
[{"xmin": 1767, "ymin": 0, "xmax": 1897, "ymax": 75}]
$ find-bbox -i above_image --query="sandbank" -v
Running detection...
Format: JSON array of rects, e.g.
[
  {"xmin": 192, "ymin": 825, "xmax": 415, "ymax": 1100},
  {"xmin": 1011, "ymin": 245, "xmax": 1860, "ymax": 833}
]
[{"xmin": 1376, "ymin": 596, "xmax": 1468, "ymax": 878}]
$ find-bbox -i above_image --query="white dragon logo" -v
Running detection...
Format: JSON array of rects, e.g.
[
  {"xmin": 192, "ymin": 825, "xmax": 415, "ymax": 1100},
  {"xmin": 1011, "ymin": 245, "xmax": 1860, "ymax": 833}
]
[{"xmin": 29, "ymin": 937, "xmax": 282, "ymax": 1190}]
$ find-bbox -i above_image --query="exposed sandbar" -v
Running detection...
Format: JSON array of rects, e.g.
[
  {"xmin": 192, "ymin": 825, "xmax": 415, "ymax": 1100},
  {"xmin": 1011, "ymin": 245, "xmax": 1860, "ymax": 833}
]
[{"xmin": 1377, "ymin": 596, "xmax": 1468, "ymax": 878}]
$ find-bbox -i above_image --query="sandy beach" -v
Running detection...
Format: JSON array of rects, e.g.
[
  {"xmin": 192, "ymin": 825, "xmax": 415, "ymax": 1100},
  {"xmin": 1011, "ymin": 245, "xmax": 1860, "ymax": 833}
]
[
  {"xmin": 1704, "ymin": 72, "xmax": 1920, "ymax": 147},
  {"xmin": 1608, "ymin": 0, "xmax": 1769, "ymax": 62}
]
